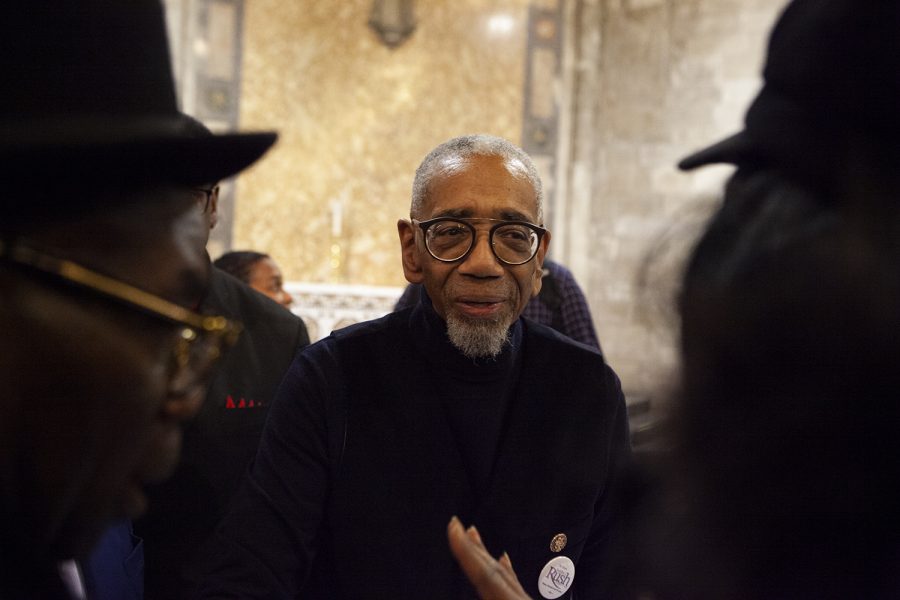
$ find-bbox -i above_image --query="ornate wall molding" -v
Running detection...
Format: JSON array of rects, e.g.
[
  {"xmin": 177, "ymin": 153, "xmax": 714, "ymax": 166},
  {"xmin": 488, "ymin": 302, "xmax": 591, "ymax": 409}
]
[{"xmin": 286, "ymin": 282, "xmax": 404, "ymax": 343}]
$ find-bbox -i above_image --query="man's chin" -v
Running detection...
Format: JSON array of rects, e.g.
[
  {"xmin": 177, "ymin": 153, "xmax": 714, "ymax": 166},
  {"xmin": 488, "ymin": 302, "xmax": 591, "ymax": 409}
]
[{"xmin": 446, "ymin": 313, "xmax": 513, "ymax": 359}]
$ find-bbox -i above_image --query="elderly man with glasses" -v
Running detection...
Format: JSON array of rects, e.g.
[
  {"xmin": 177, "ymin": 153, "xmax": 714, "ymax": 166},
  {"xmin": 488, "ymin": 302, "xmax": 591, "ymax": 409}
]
[{"xmin": 200, "ymin": 135, "xmax": 631, "ymax": 600}]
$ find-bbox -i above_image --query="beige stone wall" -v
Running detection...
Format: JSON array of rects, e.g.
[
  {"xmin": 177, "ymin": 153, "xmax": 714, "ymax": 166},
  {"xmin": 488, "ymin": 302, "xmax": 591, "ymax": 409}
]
[
  {"xmin": 559, "ymin": 0, "xmax": 789, "ymax": 397},
  {"xmin": 234, "ymin": 0, "xmax": 530, "ymax": 286}
]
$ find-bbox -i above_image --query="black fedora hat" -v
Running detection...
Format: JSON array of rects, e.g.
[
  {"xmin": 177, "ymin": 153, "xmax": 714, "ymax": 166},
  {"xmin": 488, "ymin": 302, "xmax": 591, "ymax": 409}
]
[
  {"xmin": 678, "ymin": 0, "xmax": 900, "ymax": 185},
  {"xmin": 0, "ymin": 0, "xmax": 276, "ymax": 190}
]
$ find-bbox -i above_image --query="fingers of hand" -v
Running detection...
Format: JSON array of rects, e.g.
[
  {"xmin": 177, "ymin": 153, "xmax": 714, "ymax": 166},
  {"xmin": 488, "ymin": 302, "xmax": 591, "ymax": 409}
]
[{"xmin": 447, "ymin": 516, "xmax": 531, "ymax": 600}]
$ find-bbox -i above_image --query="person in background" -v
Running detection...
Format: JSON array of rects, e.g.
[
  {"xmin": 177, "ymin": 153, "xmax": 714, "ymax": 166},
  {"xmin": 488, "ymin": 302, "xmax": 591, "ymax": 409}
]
[
  {"xmin": 448, "ymin": 0, "xmax": 900, "ymax": 598},
  {"xmin": 214, "ymin": 250, "xmax": 295, "ymax": 309},
  {"xmin": 0, "ymin": 0, "xmax": 276, "ymax": 597},
  {"xmin": 396, "ymin": 258, "xmax": 603, "ymax": 354},
  {"xmin": 131, "ymin": 115, "xmax": 310, "ymax": 599},
  {"xmin": 198, "ymin": 134, "xmax": 630, "ymax": 599}
]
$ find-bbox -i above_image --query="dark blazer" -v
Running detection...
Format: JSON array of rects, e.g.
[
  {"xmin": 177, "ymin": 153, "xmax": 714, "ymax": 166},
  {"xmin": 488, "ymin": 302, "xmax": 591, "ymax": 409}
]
[
  {"xmin": 136, "ymin": 267, "xmax": 309, "ymax": 599},
  {"xmin": 199, "ymin": 301, "xmax": 630, "ymax": 599}
]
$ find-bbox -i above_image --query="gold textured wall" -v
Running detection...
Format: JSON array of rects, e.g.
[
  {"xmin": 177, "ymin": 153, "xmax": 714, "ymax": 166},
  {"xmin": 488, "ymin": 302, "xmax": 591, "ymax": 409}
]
[{"xmin": 234, "ymin": 0, "xmax": 530, "ymax": 285}]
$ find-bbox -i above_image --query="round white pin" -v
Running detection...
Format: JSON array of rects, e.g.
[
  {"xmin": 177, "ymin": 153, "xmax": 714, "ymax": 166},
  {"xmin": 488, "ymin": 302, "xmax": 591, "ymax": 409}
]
[{"xmin": 537, "ymin": 555, "xmax": 575, "ymax": 599}]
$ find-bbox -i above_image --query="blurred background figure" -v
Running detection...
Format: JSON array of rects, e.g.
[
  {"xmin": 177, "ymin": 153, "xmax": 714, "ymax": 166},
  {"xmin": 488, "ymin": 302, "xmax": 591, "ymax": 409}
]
[
  {"xmin": 652, "ymin": 0, "xmax": 900, "ymax": 596},
  {"xmin": 214, "ymin": 250, "xmax": 295, "ymax": 309}
]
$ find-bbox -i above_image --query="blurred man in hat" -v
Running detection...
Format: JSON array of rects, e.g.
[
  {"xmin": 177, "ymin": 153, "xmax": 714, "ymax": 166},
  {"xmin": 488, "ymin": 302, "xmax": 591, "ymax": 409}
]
[
  {"xmin": 449, "ymin": 0, "xmax": 900, "ymax": 597},
  {"xmin": 134, "ymin": 114, "xmax": 309, "ymax": 600},
  {"xmin": 0, "ymin": 1, "xmax": 275, "ymax": 597}
]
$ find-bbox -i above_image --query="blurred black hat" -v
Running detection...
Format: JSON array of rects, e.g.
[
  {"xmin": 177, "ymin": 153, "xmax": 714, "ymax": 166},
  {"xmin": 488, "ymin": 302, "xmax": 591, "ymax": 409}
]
[
  {"xmin": 0, "ymin": 0, "xmax": 276, "ymax": 193},
  {"xmin": 678, "ymin": 0, "xmax": 900, "ymax": 185}
]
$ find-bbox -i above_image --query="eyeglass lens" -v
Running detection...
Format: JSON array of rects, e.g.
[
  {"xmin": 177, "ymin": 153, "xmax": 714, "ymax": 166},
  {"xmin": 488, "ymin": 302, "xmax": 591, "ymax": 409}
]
[{"xmin": 425, "ymin": 220, "xmax": 539, "ymax": 264}]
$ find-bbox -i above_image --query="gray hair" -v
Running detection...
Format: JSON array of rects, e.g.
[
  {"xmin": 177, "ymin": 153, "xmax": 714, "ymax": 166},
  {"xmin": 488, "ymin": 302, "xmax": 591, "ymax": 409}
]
[{"xmin": 410, "ymin": 134, "xmax": 544, "ymax": 222}]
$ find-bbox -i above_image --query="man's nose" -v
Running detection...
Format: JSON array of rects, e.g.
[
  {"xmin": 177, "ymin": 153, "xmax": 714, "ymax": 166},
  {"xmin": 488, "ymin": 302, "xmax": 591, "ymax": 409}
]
[
  {"xmin": 281, "ymin": 289, "xmax": 294, "ymax": 308},
  {"xmin": 458, "ymin": 232, "xmax": 504, "ymax": 277},
  {"xmin": 163, "ymin": 385, "xmax": 205, "ymax": 422}
]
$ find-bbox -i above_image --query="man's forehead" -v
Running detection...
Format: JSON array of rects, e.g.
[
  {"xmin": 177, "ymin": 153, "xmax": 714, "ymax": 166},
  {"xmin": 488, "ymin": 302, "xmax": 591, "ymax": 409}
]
[
  {"xmin": 424, "ymin": 197, "xmax": 540, "ymax": 223},
  {"xmin": 433, "ymin": 153, "xmax": 524, "ymax": 180},
  {"xmin": 428, "ymin": 206, "xmax": 536, "ymax": 222},
  {"xmin": 28, "ymin": 188, "xmax": 210, "ymax": 306},
  {"xmin": 425, "ymin": 154, "xmax": 538, "ymax": 218}
]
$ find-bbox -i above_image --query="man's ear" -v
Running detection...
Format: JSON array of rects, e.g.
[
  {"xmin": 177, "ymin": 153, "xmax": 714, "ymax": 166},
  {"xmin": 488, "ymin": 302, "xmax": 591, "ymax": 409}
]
[
  {"xmin": 398, "ymin": 219, "xmax": 425, "ymax": 284},
  {"xmin": 531, "ymin": 229, "xmax": 551, "ymax": 298},
  {"xmin": 208, "ymin": 185, "xmax": 220, "ymax": 230}
]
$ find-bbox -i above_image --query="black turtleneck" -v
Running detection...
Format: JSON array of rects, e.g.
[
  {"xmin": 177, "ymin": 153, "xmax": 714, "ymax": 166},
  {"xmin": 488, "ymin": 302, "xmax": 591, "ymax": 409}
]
[{"xmin": 410, "ymin": 292, "xmax": 523, "ymax": 500}]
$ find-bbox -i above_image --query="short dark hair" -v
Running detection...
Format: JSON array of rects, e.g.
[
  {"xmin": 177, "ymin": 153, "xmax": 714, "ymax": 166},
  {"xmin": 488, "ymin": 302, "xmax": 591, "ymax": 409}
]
[{"xmin": 213, "ymin": 251, "xmax": 270, "ymax": 284}]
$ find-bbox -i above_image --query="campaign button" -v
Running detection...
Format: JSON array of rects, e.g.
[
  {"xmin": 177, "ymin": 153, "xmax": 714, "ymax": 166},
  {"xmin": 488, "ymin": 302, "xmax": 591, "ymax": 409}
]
[{"xmin": 537, "ymin": 555, "xmax": 575, "ymax": 599}]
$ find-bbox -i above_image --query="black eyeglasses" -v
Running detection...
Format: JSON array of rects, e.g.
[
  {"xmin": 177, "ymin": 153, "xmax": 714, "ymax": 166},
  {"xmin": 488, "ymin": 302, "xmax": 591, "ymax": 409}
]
[
  {"xmin": 0, "ymin": 240, "xmax": 241, "ymax": 397},
  {"xmin": 190, "ymin": 186, "xmax": 218, "ymax": 213},
  {"xmin": 413, "ymin": 217, "xmax": 546, "ymax": 265}
]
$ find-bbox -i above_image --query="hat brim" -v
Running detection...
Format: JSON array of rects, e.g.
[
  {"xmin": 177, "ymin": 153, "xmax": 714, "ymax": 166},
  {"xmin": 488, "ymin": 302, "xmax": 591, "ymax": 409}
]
[
  {"xmin": 677, "ymin": 131, "xmax": 751, "ymax": 171},
  {"xmin": 4, "ymin": 128, "xmax": 278, "ymax": 187},
  {"xmin": 153, "ymin": 131, "xmax": 278, "ymax": 184}
]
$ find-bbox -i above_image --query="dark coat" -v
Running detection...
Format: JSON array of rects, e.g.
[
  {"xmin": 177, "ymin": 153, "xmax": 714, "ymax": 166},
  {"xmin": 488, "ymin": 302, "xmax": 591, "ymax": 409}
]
[{"xmin": 199, "ymin": 299, "xmax": 630, "ymax": 599}]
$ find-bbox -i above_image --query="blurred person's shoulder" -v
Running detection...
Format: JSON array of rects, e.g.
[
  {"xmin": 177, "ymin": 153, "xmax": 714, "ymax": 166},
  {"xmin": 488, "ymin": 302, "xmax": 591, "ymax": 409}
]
[
  {"xmin": 523, "ymin": 315, "xmax": 601, "ymax": 358},
  {"xmin": 522, "ymin": 316, "xmax": 615, "ymax": 384},
  {"xmin": 207, "ymin": 266, "xmax": 306, "ymax": 343}
]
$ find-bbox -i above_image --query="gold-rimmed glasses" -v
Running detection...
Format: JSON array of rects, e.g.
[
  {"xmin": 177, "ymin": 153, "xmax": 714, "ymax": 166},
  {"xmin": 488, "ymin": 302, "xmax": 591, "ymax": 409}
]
[{"xmin": 0, "ymin": 240, "xmax": 241, "ymax": 395}]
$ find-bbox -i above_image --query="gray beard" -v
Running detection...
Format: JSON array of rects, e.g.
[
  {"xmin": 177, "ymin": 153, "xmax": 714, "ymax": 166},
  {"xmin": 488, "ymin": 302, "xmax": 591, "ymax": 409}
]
[{"xmin": 445, "ymin": 313, "xmax": 513, "ymax": 359}]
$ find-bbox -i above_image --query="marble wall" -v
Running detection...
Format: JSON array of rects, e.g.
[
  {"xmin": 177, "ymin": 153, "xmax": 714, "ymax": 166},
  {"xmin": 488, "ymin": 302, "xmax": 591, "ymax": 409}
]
[
  {"xmin": 233, "ymin": 0, "xmax": 532, "ymax": 286},
  {"xmin": 559, "ymin": 0, "xmax": 789, "ymax": 397}
]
